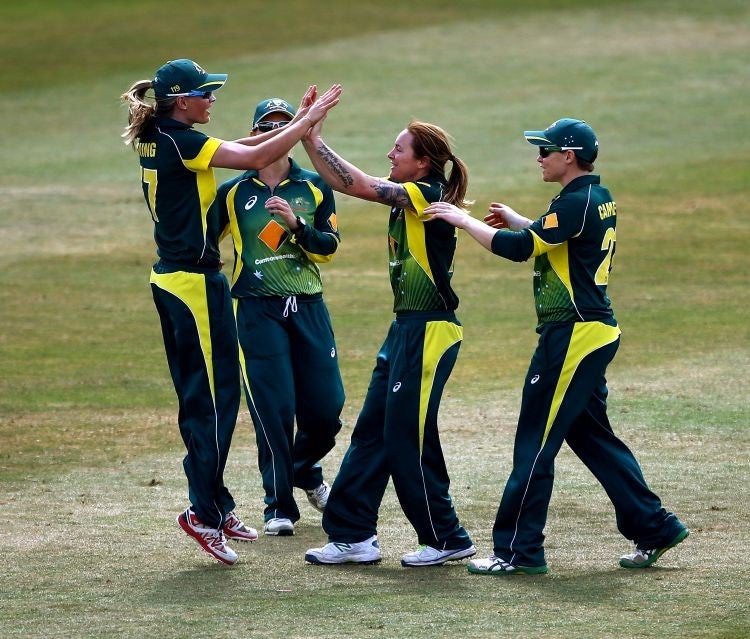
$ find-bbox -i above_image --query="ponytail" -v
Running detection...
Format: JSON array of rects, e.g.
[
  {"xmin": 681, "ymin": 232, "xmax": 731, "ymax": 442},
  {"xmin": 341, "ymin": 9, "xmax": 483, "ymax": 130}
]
[{"xmin": 120, "ymin": 80, "xmax": 176, "ymax": 147}]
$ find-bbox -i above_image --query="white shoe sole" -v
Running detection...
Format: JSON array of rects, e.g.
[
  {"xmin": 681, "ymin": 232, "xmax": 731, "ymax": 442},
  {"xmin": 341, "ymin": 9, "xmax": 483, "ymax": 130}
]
[
  {"xmin": 264, "ymin": 527, "xmax": 294, "ymax": 537},
  {"xmin": 305, "ymin": 552, "xmax": 382, "ymax": 565},
  {"xmin": 401, "ymin": 545, "xmax": 477, "ymax": 567}
]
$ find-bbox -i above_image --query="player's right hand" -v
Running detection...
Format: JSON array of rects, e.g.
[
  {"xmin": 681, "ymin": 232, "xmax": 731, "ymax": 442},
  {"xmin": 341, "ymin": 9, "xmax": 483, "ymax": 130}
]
[
  {"xmin": 484, "ymin": 203, "xmax": 512, "ymax": 229},
  {"xmin": 306, "ymin": 84, "xmax": 342, "ymax": 125}
]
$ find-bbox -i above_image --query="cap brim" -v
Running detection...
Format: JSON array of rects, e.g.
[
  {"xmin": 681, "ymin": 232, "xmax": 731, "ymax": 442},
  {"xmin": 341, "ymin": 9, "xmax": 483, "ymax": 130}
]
[
  {"xmin": 197, "ymin": 72, "xmax": 228, "ymax": 92},
  {"xmin": 523, "ymin": 130, "xmax": 554, "ymax": 146}
]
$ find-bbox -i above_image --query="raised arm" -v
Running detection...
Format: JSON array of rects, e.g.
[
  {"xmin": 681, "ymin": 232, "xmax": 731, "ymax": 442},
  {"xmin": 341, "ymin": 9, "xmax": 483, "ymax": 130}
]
[
  {"xmin": 211, "ymin": 84, "xmax": 342, "ymax": 170},
  {"xmin": 302, "ymin": 125, "xmax": 411, "ymax": 208}
]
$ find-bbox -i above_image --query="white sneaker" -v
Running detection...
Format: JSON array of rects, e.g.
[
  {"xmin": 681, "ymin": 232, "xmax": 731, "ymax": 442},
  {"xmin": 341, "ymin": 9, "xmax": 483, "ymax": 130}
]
[
  {"xmin": 263, "ymin": 517, "xmax": 295, "ymax": 536},
  {"xmin": 619, "ymin": 528, "xmax": 689, "ymax": 569},
  {"xmin": 467, "ymin": 555, "xmax": 548, "ymax": 575},
  {"xmin": 401, "ymin": 544, "xmax": 476, "ymax": 567},
  {"xmin": 305, "ymin": 535, "xmax": 382, "ymax": 565},
  {"xmin": 305, "ymin": 482, "xmax": 330, "ymax": 512},
  {"xmin": 177, "ymin": 508, "xmax": 238, "ymax": 566}
]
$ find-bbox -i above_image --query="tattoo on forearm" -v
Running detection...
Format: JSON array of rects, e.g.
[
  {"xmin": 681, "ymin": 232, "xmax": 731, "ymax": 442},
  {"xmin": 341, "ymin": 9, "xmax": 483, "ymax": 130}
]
[
  {"xmin": 317, "ymin": 143, "xmax": 354, "ymax": 188},
  {"xmin": 373, "ymin": 182, "xmax": 410, "ymax": 208}
]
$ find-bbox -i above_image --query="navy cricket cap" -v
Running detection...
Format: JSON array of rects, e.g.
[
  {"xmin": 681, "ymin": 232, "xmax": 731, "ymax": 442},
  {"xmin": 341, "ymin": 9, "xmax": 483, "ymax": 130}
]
[
  {"xmin": 252, "ymin": 98, "xmax": 296, "ymax": 129},
  {"xmin": 524, "ymin": 118, "xmax": 599, "ymax": 163},
  {"xmin": 153, "ymin": 59, "xmax": 228, "ymax": 99}
]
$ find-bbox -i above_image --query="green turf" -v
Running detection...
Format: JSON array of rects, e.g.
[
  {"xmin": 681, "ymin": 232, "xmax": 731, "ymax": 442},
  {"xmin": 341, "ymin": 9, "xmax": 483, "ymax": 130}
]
[{"xmin": 0, "ymin": 1, "xmax": 748, "ymax": 637}]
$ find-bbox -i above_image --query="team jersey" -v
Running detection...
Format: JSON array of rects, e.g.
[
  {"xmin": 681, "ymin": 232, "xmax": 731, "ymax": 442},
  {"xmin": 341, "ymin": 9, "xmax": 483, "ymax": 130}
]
[
  {"xmin": 389, "ymin": 173, "xmax": 459, "ymax": 313},
  {"xmin": 491, "ymin": 174, "xmax": 617, "ymax": 326},
  {"xmin": 136, "ymin": 116, "xmax": 223, "ymax": 271},
  {"xmin": 217, "ymin": 159, "xmax": 340, "ymax": 297}
]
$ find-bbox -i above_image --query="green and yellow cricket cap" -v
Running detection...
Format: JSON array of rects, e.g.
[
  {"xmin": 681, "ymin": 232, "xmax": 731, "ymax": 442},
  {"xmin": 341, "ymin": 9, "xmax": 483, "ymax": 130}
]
[
  {"xmin": 252, "ymin": 98, "xmax": 296, "ymax": 129},
  {"xmin": 153, "ymin": 59, "xmax": 228, "ymax": 99},
  {"xmin": 524, "ymin": 118, "xmax": 599, "ymax": 162}
]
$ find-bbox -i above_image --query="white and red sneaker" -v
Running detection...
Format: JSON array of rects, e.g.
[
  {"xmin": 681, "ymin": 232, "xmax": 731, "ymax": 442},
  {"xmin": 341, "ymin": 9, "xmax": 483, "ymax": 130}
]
[
  {"xmin": 177, "ymin": 508, "xmax": 238, "ymax": 566},
  {"xmin": 223, "ymin": 511, "xmax": 258, "ymax": 542}
]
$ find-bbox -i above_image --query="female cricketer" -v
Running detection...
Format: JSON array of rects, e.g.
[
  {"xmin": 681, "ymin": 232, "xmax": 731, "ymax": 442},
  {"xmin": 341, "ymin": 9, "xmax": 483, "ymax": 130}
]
[
  {"xmin": 424, "ymin": 117, "xmax": 688, "ymax": 575},
  {"xmin": 121, "ymin": 58, "xmax": 341, "ymax": 565},
  {"xmin": 301, "ymin": 118, "xmax": 476, "ymax": 568},
  {"xmin": 217, "ymin": 97, "xmax": 344, "ymax": 538}
]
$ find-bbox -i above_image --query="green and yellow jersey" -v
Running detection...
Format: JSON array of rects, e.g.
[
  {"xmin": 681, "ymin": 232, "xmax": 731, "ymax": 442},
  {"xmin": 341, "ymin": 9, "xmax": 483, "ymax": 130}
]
[
  {"xmin": 217, "ymin": 159, "xmax": 340, "ymax": 297},
  {"xmin": 491, "ymin": 174, "xmax": 616, "ymax": 326},
  {"xmin": 389, "ymin": 173, "xmax": 459, "ymax": 313},
  {"xmin": 136, "ymin": 117, "xmax": 224, "ymax": 271}
]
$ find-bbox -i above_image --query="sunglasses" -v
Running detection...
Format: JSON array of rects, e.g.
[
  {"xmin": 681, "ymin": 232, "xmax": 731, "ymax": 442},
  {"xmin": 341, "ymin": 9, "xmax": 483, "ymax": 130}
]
[
  {"xmin": 255, "ymin": 120, "xmax": 290, "ymax": 132},
  {"xmin": 166, "ymin": 90, "xmax": 213, "ymax": 99},
  {"xmin": 538, "ymin": 145, "xmax": 582, "ymax": 158}
]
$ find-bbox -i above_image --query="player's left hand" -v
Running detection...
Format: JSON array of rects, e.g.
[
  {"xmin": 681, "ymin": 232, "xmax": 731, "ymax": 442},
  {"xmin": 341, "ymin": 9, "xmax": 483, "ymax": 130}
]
[
  {"xmin": 265, "ymin": 196, "xmax": 295, "ymax": 227},
  {"xmin": 423, "ymin": 202, "xmax": 471, "ymax": 228}
]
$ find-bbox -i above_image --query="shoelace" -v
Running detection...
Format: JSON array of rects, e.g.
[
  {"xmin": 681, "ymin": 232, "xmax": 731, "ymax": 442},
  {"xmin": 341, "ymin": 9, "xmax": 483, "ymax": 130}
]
[
  {"xmin": 283, "ymin": 295, "xmax": 298, "ymax": 317},
  {"xmin": 489, "ymin": 556, "xmax": 514, "ymax": 571}
]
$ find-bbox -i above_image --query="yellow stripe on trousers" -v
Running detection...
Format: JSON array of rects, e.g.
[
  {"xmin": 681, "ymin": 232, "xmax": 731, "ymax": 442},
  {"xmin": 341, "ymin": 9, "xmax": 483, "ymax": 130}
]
[
  {"xmin": 541, "ymin": 321, "xmax": 621, "ymax": 447},
  {"xmin": 150, "ymin": 270, "xmax": 216, "ymax": 402},
  {"xmin": 420, "ymin": 321, "xmax": 463, "ymax": 452}
]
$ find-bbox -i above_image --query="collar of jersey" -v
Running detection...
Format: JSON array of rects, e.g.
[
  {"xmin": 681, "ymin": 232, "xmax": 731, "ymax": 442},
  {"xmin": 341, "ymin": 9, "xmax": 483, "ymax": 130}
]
[
  {"xmin": 559, "ymin": 173, "xmax": 600, "ymax": 195},
  {"xmin": 243, "ymin": 157, "xmax": 304, "ymax": 183}
]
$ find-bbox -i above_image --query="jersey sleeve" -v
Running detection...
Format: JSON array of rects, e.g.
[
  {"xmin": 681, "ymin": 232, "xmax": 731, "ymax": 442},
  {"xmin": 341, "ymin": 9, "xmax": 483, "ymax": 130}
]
[
  {"xmin": 491, "ymin": 229, "xmax": 535, "ymax": 262},
  {"xmin": 403, "ymin": 179, "xmax": 442, "ymax": 216},
  {"xmin": 293, "ymin": 177, "xmax": 340, "ymax": 263},
  {"xmin": 526, "ymin": 194, "xmax": 585, "ymax": 257},
  {"xmin": 175, "ymin": 131, "xmax": 223, "ymax": 172},
  {"xmin": 216, "ymin": 175, "xmax": 240, "ymax": 241}
]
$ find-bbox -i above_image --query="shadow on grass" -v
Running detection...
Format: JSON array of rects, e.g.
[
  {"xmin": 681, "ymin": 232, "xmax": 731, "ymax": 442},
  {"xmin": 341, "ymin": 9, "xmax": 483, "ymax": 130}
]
[{"xmin": 147, "ymin": 558, "xmax": 659, "ymax": 609}]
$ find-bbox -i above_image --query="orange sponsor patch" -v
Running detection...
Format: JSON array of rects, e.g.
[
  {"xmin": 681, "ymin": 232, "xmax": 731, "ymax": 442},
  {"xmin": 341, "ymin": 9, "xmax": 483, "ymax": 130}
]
[
  {"xmin": 258, "ymin": 219, "xmax": 287, "ymax": 251},
  {"xmin": 328, "ymin": 212, "xmax": 338, "ymax": 232},
  {"xmin": 543, "ymin": 213, "xmax": 559, "ymax": 229}
]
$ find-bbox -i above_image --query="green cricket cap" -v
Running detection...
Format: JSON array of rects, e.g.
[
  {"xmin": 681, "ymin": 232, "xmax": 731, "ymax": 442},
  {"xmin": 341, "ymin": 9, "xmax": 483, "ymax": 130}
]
[
  {"xmin": 252, "ymin": 98, "xmax": 296, "ymax": 129},
  {"xmin": 524, "ymin": 118, "xmax": 599, "ymax": 163},
  {"xmin": 153, "ymin": 59, "xmax": 227, "ymax": 99}
]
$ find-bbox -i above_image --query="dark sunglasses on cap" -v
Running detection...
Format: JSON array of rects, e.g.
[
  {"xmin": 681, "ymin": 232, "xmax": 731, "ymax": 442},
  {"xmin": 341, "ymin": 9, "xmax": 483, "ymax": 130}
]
[
  {"xmin": 538, "ymin": 145, "xmax": 582, "ymax": 158},
  {"xmin": 255, "ymin": 120, "xmax": 290, "ymax": 132}
]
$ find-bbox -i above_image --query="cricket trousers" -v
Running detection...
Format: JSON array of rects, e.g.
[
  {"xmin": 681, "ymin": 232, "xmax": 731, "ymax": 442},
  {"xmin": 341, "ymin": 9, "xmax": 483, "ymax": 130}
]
[
  {"xmin": 492, "ymin": 320, "xmax": 686, "ymax": 567},
  {"xmin": 235, "ymin": 293, "xmax": 344, "ymax": 523},
  {"xmin": 323, "ymin": 311, "xmax": 473, "ymax": 550},
  {"xmin": 150, "ymin": 265, "xmax": 240, "ymax": 530}
]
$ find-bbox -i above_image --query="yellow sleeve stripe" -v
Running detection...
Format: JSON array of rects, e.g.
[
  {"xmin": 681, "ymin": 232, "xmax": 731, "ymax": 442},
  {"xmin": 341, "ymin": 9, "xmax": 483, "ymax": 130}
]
[
  {"xmin": 183, "ymin": 137, "xmax": 223, "ymax": 172},
  {"xmin": 402, "ymin": 182, "xmax": 434, "ymax": 283},
  {"xmin": 225, "ymin": 182, "xmax": 244, "ymax": 287},
  {"xmin": 306, "ymin": 180, "xmax": 324, "ymax": 208},
  {"xmin": 529, "ymin": 229, "xmax": 560, "ymax": 257},
  {"xmin": 299, "ymin": 234, "xmax": 340, "ymax": 264}
]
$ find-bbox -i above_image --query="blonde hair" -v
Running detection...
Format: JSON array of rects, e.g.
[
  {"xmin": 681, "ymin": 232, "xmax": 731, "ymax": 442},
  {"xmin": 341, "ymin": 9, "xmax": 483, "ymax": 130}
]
[
  {"xmin": 120, "ymin": 80, "xmax": 176, "ymax": 147},
  {"xmin": 407, "ymin": 120, "xmax": 472, "ymax": 208}
]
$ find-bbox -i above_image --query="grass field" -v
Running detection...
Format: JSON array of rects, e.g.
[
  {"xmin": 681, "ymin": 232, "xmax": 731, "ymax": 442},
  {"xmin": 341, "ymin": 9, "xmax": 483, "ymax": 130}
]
[{"xmin": 1, "ymin": 1, "xmax": 749, "ymax": 638}]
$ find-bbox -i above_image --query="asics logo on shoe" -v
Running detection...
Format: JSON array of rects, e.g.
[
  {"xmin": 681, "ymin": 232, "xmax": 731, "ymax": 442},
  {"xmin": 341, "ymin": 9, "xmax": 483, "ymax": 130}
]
[{"xmin": 245, "ymin": 196, "xmax": 258, "ymax": 210}]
